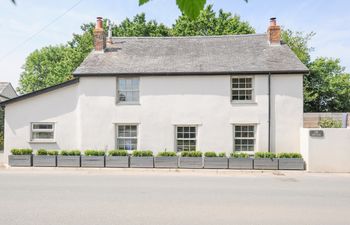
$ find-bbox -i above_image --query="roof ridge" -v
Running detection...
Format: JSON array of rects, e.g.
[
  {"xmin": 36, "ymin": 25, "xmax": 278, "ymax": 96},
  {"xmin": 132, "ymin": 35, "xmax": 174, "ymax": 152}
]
[{"xmin": 110, "ymin": 33, "xmax": 266, "ymax": 40}]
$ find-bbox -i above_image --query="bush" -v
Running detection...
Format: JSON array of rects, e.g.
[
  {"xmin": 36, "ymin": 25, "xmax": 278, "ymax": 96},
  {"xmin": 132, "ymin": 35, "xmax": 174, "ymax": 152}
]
[
  {"xmin": 204, "ymin": 152, "xmax": 217, "ymax": 157},
  {"xmin": 319, "ymin": 118, "xmax": 342, "ymax": 128},
  {"xmin": 11, "ymin": 148, "xmax": 33, "ymax": 155},
  {"xmin": 277, "ymin": 152, "xmax": 302, "ymax": 159},
  {"xmin": 230, "ymin": 152, "xmax": 250, "ymax": 158},
  {"xmin": 84, "ymin": 150, "xmax": 105, "ymax": 156},
  {"xmin": 218, "ymin": 152, "xmax": 227, "ymax": 157},
  {"xmin": 60, "ymin": 150, "xmax": 81, "ymax": 156},
  {"xmin": 36, "ymin": 149, "xmax": 47, "ymax": 155},
  {"xmin": 181, "ymin": 151, "xmax": 202, "ymax": 157},
  {"xmin": 157, "ymin": 151, "xmax": 177, "ymax": 157},
  {"xmin": 47, "ymin": 150, "xmax": 59, "ymax": 156},
  {"xmin": 132, "ymin": 150, "xmax": 153, "ymax": 157},
  {"xmin": 108, "ymin": 150, "xmax": 128, "ymax": 156},
  {"xmin": 254, "ymin": 152, "xmax": 276, "ymax": 159}
]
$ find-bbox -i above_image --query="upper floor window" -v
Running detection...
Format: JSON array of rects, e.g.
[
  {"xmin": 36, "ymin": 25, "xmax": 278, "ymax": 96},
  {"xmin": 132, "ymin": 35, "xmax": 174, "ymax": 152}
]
[
  {"xmin": 231, "ymin": 76, "xmax": 254, "ymax": 102},
  {"xmin": 117, "ymin": 77, "xmax": 139, "ymax": 104},
  {"xmin": 31, "ymin": 122, "xmax": 55, "ymax": 142}
]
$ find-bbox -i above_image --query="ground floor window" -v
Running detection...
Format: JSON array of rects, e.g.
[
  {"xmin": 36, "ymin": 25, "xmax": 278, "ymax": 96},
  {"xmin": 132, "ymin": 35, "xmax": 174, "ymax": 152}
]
[
  {"xmin": 31, "ymin": 122, "xmax": 55, "ymax": 141},
  {"xmin": 176, "ymin": 126, "xmax": 196, "ymax": 152},
  {"xmin": 116, "ymin": 125, "xmax": 138, "ymax": 150},
  {"xmin": 233, "ymin": 125, "xmax": 255, "ymax": 152}
]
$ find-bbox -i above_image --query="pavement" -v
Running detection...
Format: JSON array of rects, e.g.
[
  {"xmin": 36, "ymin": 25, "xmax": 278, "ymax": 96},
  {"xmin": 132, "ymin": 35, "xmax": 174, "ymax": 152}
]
[{"xmin": 0, "ymin": 167, "xmax": 350, "ymax": 225}]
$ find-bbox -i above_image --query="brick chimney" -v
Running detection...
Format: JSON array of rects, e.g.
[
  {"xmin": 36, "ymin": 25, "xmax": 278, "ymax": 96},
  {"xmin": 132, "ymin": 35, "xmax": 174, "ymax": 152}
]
[
  {"xmin": 93, "ymin": 17, "xmax": 106, "ymax": 51},
  {"xmin": 267, "ymin": 17, "xmax": 281, "ymax": 45}
]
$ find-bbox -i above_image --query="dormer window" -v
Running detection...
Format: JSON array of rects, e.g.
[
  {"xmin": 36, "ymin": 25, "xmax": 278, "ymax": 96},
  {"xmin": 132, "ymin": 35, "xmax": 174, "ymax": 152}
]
[{"xmin": 117, "ymin": 77, "xmax": 139, "ymax": 104}]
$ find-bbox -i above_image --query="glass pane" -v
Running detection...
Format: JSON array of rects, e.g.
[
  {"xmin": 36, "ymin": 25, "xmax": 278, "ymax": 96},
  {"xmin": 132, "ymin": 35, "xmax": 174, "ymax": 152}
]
[
  {"xmin": 118, "ymin": 79, "xmax": 126, "ymax": 90},
  {"xmin": 126, "ymin": 79, "xmax": 132, "ymax": 89},
  {"xmin": 184, "ymin": 127, "xmax": 189, "ymax": 132},
  {"xmin": 235, "ymin": 132, "xmax": 241, "ymax": 137},
  {"xmin": 177, "ymin": 133, "xmax": 183, "ymax": 138},
  {"xmin": 190, "ymin": 140, "xmax": 196, "ymax": 146},
  {"xmin": 132, "ymin": 91, "xmax": 139, "ymax": 102},
  {"xmin": 119, "ymin": 92, "xmax": 126, "ymax": 102},
  {"xmin": 235, "ymin": 126, "xmax": 241, "ymax": 131},
  {"xmin": 132, "ymin": 79, "xmax": 139, "ymax": 90},
  {"xmin": 177, "ymin": 127, "xmax": 183, "ymax": 132},
  {"xmin": 33, "ymin": 132, "xmax": 53, "ymax": 139},
  {"xmin": 190, "ymin": 127, "xmax": 196, "ymax": 132},
  {"xmin": 184, "ymin": 133, "xmax": 189, "ymax": 138},
  {"xmin": 33, "ymin": 124, "xmax": 53, "ymax": 130},
  {"xmin": 189, "ymin": 133, "xmax": 196, "ymax": 138},
  {"xmin": 242, "ymin": 126, "xmax": 248, "ymax": 131}
]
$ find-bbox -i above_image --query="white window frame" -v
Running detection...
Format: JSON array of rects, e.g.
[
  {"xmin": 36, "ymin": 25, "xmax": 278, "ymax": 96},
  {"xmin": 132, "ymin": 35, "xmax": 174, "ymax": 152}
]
[
  {"xmin": 233, "ymin": 124, "xmax": 256, "ymax": 153},
  {"xmin": 231, "ymin": 76, "xmax": 255, "ymax": 103},
  {"xmin": 115, "ymin": 124, "xmax": 138, "ymax": 150},
  {"xmin": 175, "ymin": 125, "xmax": 197, "ymax": 152},
  {"xmin": 116, "ymin": 77, "xmax": 140, "ymax": 104},
  {"xmin": 30, "ymin": 122, "xmax": 55, "ymax": 142}
]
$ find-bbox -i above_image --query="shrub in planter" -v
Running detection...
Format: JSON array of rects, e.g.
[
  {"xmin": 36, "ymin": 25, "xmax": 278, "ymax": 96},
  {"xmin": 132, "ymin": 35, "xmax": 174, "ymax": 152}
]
[
  {"xmin": 229, "ymin": 152, "xmax": 253, "ymax": 170},
  {"xmin": 204, "ymin": 152, "xmax": 228, "ymax": 169},
  {"xmin": 106, "ymin": 150, "xmax": 129, "ymax": 168},
  {"xmin": 254, "ymin": 152, "xmax": 278, "ymax": 170},
  {"xmin": 33, "ymin": 149, "xmax": 57, "ymax": 167},
  {"xmin": 9, "ymin": 149, "xmax": 33, "ymax": 167},
  {"xmin": 130, "ymin": 150, "xmax": 154, "ymax": 168},
  {"xmin": 57, "ymin": 150, "xmax": 81, "ymax": 167},
  {"xmin": 179, "ymin": 151, "xmax": 203, "ymax": 169},
  {"xmin": 81, "ymin": 150, "xmax": 105, "ymax": 168},
  {"xmin": 154, "ymin": 151, "xmax": 178, "ymax": 168},
  {"xmin": 277, "ymin": 152, "xmax": 304, "ymax": 170}
]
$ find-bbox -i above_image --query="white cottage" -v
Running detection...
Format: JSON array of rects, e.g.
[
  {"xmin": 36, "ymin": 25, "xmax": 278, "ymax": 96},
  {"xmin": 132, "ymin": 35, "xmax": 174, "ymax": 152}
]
[{"xmin": 1, "ymin": 18, "xmax": 308, "ymax": 162}]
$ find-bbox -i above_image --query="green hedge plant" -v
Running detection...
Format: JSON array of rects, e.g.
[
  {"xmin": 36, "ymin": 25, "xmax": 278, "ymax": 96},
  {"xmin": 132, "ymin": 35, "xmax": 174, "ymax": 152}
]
[
  {"xmin": 319, "ymin": 118, "xmax": 342, "ymax": 128},
  {"xmin": 254, "ymin": 152, "xmax": 276, "ymax": 159},
  {"xmin": 204, "ymin": 152, "xmax": 217, "ymax": 157},
  {"xmin": 157, "ymin": 151, "xmax": 177, "ymax": 157},
  {"xmin": 108, "ymin": 150, "xmax": 128, "ymax": 156},
  {"xmin": 181, "ymin": 151, "xmax": 202, "ymax": 157},
  {"xmin": 230, "ymin": 152, "xmax": 250, "ymax": 158},
  {"xmin": 60, "ymin": 150, "xmax": 81, "ymax": 156},
  {"xmin": 277, "ymin": 152, "xmax": 302, "ymax": 159},
  {"xmin": 11, "ymin": 149, "xmax": 33, "ymax": 155},
  {"xmin": 132, "ymin": 150, "xmax": 153, "ymax": 157},
  {"xmin": 36, "ymin": 149, "xmax": 47, "ymax": 155},
  {"xmin": 84, "ymin": 150, "xmax": 105, "ymax": 156},
  {"xmin": 218, "ymin": 152, "xmax": 226, "ymax": 157}
]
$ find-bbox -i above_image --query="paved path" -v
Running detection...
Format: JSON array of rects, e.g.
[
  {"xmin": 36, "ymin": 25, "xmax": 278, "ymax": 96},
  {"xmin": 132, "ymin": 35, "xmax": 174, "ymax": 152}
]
[{"xmin": 0, "ymin": 168, "xmax": 349, "ymax": 225}]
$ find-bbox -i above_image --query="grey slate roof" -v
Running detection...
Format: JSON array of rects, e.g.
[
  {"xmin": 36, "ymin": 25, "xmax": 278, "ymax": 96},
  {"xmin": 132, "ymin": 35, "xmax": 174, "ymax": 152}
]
[
  {"xmin": 0, "ymin": 82, "xmax": 9, "ymax": 93},
  {"xmin": 0, "ymin": 82, "xmax": 17, "ymax": 100},
  {"xmin": 73, "ymin": 34, "xmax": 308, "ymax": 76}
]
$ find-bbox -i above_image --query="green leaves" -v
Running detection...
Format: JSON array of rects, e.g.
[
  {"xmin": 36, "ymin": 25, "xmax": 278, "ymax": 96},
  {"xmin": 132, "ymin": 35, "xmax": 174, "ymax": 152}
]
[
  {"xmin": 176, "ymin": 0, "xmax": 206, "ymax": 19},
  {"xmin": 138, "ymin": 0, "xmax": 150, "ymax": 6}
]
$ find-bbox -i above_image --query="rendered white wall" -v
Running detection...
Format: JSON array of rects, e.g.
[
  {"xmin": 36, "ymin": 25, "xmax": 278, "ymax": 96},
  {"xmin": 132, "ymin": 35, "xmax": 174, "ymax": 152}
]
[
  {"xmin": 300, "ymin": 128, "xmax": 350, "ymax": 172},
  {"xmin": 4, "ymin": 74, "xmax": 303, "ymax": 160}
]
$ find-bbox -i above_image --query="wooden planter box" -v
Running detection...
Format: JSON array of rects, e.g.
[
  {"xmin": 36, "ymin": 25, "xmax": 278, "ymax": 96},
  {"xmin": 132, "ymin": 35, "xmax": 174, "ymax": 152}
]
[
  {"xmin": 57, "ymin": 156, "xmax": 81, "ymax": 167},
  {"xmin": 154, "ymin": 156, "xmax": 178, "ymax": 168},
  {"xmin": 229, "ymin": 158, "xmax": 253, "ymax": 170},
  {"xmin": 130, "ymin": 157, "xmax": 154, "ymax": 168},
  {"xmin": 254, "ymin": 158, "xmax": 278, "ymax": 170},
  {"xmin": 105, "ymin": 156, "xmax": 129, "ymax": 168},
  {"xmin": 81, "ymin": 156, "xmax": 105, "ymax": 168},
  {"xmin": 278, "ymin": 158, "xmax": 305, "ymax": 170},
  {"xmin": 179, "ymin": 157, "xmax": 203, "ymax": 169},
  {"xmin": 33, "ymin": 155, "xmax": 56, "ymax": 167},
  {"xmin": 204, "ymin": 157, "xmax": 228, "ymax": 169},
  {"xmin": 8, "ymin": 155, "xmax": 32, "ymax": 167}
]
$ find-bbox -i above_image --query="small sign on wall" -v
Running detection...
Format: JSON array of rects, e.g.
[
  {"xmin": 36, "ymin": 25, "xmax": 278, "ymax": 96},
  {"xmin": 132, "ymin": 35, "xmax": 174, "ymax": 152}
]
[{"xmin": 309, "ymin": 130, "xmax": 324, "ymax": 137}]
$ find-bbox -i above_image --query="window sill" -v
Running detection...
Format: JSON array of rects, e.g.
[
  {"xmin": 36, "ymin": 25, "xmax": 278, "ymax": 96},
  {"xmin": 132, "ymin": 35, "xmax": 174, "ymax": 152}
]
[
  {"xmin": 231, "ymin": 101, "xmax": 257, "ymax": 105},
  {"xmin": 28, "ymin": 140, "xmax": 56, "ymax": 144},
  {"xmin": 116, "ymin": 102, "xmax": 141, "ymax": 106}
]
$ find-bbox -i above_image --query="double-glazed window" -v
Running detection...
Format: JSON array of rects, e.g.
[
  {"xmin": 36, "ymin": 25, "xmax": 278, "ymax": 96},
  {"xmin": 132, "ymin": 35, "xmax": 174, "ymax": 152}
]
[
  {"xmin": 233, "ymin": 125, "xmax": 255, "ymax": 152},
  {"xmin": 116, "ymin": 125, "xmax": 138, "ymax": 150},
  {"xmin": 231, "ymin": 77, "xmax": 253, "ymax": 102},
  {"xmin": 117, "ymin": 77, "xmax": 139, "ymax": 103},
  {"xmin": 176, "ymin": 126, "xmax": 196, "ymax": 152},
  {"xmin": 31, "ymin": 123, "xmax": 55, "ymax": 141}
]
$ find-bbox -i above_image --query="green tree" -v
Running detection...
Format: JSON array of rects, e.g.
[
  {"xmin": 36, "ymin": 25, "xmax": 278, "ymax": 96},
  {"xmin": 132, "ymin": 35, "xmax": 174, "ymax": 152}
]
[{"xmin": 172, "ymin": 5, "xmax": 255, "ymax": 36}]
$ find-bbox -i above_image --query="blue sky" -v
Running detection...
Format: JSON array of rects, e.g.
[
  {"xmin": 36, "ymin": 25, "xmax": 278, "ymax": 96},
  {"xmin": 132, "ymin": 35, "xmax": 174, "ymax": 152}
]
[{"xmin": 0, "ymin": 0, "xmax": 349, "ymax": 88}]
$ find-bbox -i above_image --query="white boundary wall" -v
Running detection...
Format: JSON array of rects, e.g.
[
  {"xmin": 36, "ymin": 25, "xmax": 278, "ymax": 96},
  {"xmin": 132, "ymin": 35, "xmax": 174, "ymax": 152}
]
[{"xmin": 300, "ymin": 128, "xmax": 350, "ymax": 172}]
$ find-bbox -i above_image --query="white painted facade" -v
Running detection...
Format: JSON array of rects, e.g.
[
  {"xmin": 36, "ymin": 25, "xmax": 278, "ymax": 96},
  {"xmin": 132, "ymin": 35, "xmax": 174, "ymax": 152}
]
[{"xmin": 4, "ymin": 74, "xmax": 303, "ymax": 162}]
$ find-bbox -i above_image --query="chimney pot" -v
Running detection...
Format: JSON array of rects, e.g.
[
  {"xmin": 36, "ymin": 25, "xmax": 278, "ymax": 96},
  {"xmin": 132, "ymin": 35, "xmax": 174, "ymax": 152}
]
[{"xmin": 267, "ymin": 17, "xmax": 281, "ymax": 45}]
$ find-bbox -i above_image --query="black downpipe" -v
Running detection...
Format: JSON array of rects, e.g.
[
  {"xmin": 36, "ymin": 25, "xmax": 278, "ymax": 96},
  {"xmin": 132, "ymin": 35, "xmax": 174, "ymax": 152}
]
[{"xmin": 268, "ymin": 73, "xmax": 271, "ymax": 152}]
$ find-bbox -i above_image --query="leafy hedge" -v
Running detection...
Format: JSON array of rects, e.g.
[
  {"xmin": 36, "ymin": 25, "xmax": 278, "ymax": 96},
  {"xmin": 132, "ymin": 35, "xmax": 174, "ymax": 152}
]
[
  {"xmin": 60, "ymin": 150, "xmax": 81, "ymax": 156},
  {"xmin": 84, "ymin": 150, "xmax": 105, "ymax": 156},
  {"xmin": 254, "ymin": 152, "xmax": 276, "ymax": 159},
  {"xmin": 230, "ymin": 152, "xmax": 250, "ymax": 158},
  {"xmin": 132, "ymin": 150, "xmax": 153, "ymax": 157},
  {"xmin": 11, "ymin": 149, "xmax": 33, "ymax": 155},
  {"xmin": 181, "ymin": 151, "xmax": 202, "ymax": 157},
  {"xmin": 277, "ymin": 152, "xmax": 302, "ymax": 159},
  {"xmin": 204, "ymin": 152, "xmax": 226, "ymax": 157},
  {"xmin": 36, "ymin": 149, "xmax": 58, "ymax": 156},
  {"xmin": 108, "ymin": 150, "xmax": 128, "ymax": 156},
  {"xmin": 157, "ymin": 151, "xmax": 177, "ymax": 157}
]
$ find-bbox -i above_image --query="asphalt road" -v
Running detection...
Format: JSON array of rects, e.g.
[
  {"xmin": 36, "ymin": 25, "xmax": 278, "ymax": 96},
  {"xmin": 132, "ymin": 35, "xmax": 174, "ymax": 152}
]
[{"xmin": 0, "ymin": 169, "xmax": 349, "ymax": 225}]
